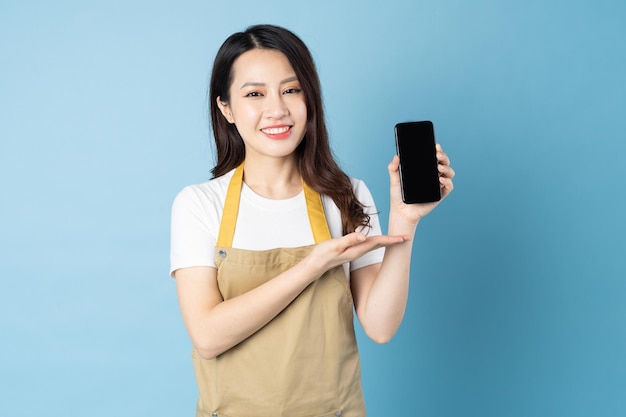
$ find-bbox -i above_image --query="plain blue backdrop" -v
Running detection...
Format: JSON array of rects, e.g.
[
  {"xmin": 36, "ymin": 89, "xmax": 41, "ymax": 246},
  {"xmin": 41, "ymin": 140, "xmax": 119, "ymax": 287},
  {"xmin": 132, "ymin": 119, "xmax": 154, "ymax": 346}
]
[{"xmin": 1, "ymin": 0, "xmax": 625, "ymax": 416}]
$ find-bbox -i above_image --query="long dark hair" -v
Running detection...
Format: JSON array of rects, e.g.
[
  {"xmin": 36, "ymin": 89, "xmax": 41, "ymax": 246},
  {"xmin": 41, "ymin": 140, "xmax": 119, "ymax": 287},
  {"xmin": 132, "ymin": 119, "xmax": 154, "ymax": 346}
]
[{"xmin": 209, "ymin": 24, "xmax": 369, "ymax": 234}]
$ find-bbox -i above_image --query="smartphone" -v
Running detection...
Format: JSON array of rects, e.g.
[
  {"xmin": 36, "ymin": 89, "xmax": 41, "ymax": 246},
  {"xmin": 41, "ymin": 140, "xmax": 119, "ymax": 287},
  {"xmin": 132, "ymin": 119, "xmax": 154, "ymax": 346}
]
[{"xmin": 394, "ymin": 121, "xmax": 441, "ymax": 204}]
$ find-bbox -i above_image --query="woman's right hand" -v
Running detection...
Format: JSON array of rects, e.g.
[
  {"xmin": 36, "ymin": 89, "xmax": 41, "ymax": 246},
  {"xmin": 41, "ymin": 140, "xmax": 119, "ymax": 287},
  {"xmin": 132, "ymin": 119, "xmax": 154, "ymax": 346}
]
[{"xmin": 304, "ymin": 232, "xmax": 409, "ymax": 277}]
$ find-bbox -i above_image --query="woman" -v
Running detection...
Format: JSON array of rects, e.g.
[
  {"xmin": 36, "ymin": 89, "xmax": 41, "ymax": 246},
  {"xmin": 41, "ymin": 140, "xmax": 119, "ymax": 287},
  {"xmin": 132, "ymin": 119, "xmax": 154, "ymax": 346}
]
[{"xmin": 170, "ymin": 24, "xmax": 455, "ymax": 417}]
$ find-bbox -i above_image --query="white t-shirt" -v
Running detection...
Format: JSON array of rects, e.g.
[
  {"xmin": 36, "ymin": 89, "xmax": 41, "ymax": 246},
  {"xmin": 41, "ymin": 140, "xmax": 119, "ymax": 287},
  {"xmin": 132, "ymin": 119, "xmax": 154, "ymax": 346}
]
[{"xmin": 170, "ymin": 169, "xmax": 385, "ymax": 278}]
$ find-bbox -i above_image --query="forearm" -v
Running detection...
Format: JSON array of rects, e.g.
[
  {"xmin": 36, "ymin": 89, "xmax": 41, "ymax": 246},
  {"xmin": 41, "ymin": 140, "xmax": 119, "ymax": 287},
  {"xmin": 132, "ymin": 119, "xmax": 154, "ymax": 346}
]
[
  {"xmin": 183, "ymin": 259, "xmax": 321, "ymax": 359},
  {"xmin": 356, "ymin": 214, "xmax": 419, "ymax": 342}
]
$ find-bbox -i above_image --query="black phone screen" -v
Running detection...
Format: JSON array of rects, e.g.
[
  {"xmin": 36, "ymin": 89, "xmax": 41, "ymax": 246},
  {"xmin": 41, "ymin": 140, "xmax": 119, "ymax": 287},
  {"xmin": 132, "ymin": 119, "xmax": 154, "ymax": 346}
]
[{"xmin": 394, "ymin": 121, "xmax": 441, "ymax": 204}]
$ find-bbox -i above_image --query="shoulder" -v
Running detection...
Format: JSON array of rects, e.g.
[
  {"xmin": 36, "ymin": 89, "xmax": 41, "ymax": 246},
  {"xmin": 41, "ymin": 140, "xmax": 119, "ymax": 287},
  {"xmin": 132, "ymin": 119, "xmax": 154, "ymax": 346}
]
[
  {"xmin": 171, "ymin": 170, "xmax": 235, "ymax": 230},
  {"xmin": 322, "ymin": 176, "xmax": 380, "ymax": 238},
  {"xmin": 349, "ymin": 177, "xmax": 378, "ymax": 213},
  {"xmin": 172, "ymin": 170, "xmax": 235, "ymax": 213},
  {"xmin": 349, "ymin": 177, "xmax": 369, "ymax": 195},
  {"xmin": 321, "ymin": 176, "xmax": 377, "ymax": 209}
]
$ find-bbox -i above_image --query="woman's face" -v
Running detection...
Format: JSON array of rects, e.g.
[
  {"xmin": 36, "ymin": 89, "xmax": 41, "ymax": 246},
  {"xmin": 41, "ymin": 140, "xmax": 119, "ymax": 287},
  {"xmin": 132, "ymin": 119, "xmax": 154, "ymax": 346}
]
[{"xmin": 217, "ymin": 48, "xmax": 308, "ymax": 162}]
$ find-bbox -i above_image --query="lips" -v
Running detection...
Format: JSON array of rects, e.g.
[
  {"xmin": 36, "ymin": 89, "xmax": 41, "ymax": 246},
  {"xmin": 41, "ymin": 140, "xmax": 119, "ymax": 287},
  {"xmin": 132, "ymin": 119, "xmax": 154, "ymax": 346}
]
[{"xmin": 261, "ymin": 125, "xmax": 292, "ymax": 139}]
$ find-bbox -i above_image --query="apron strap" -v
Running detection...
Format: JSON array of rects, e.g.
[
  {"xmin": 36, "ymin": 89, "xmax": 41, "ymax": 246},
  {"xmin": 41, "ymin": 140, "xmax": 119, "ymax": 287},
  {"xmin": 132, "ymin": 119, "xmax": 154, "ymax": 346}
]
[
  {"xmin": 216, "ymin": 164, "xmax": 244, "ymax": 247},
  {"xmin": 302, "ymin": 180, "xmax": 332, "ymax": 243},
  {"xmin": 216, "ymin": 163, "xmax": 331, "ymax": 247}
]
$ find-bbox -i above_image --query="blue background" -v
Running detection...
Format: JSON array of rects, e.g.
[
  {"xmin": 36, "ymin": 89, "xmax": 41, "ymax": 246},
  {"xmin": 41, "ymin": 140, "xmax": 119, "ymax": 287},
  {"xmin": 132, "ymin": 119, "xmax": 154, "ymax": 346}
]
[{"xmin": 1, "ymin": 0, "xmax": 625, "ymax": 416}]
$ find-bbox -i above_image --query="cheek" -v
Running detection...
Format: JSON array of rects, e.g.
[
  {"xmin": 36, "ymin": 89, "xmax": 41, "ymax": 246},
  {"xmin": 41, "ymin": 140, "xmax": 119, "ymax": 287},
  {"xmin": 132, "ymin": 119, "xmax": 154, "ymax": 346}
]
[
  {"xmin": 294, "ymin": 98, "xmax": 308, "ymax": 121},
  {"xmin": 232, "ymin": 103, "xmax": 261, "ymax": 126}
]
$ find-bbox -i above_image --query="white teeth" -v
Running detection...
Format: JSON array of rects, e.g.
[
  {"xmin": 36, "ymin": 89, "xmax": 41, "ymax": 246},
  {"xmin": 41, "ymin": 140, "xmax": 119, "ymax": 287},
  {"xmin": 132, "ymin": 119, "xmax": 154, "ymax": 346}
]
[{"xmin": 262, "ymin": 126, "xmax": 290, "ymax": 134}]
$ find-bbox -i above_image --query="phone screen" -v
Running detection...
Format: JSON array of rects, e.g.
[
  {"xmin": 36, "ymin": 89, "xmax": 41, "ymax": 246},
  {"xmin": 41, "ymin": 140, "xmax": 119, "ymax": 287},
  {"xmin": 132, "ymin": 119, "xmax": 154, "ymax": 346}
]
[{"xmin": 394, "ymin": 121, "xmax": 441, "ymax": 204}]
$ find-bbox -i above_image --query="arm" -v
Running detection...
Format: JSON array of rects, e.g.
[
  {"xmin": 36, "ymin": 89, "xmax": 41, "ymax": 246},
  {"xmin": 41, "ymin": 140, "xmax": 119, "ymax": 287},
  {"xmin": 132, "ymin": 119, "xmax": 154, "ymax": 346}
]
[
  {"xmin": 175, "ymin": 232, "xmax": 408, "ymax": 360},
  {"xmin": 351, "ymin": 144, "xmax": 455, "ymax": 343}
]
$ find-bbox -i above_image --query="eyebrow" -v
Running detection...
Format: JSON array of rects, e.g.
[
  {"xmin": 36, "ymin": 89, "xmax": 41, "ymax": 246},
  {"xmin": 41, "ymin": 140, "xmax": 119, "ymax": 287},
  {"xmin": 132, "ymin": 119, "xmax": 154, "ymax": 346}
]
[{"xmin": 239, "ymin": 76, "xmax": 299, "ymax": 90}]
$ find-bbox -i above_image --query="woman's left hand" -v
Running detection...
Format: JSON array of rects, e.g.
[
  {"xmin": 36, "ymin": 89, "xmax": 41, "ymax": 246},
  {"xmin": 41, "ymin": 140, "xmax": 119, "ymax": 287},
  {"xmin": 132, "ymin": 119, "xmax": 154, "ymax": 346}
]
[{"xmin": 388, "ymin": 143, "xmax": 455, "ymax": 225}]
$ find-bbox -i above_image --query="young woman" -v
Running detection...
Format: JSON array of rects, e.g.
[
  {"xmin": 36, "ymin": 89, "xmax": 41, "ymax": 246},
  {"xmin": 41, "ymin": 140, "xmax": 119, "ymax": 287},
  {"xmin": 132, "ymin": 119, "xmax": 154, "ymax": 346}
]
[{"xmin": 170, "ymin": 24, "xmax": 454, "ymax": 417}]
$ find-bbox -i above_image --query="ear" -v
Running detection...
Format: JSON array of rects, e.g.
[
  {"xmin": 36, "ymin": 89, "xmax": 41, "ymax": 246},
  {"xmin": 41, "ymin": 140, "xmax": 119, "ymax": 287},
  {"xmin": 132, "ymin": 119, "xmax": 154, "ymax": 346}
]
[{"xmin": 216, "ymin": 96, "xmax": 234, "ymax": 124}]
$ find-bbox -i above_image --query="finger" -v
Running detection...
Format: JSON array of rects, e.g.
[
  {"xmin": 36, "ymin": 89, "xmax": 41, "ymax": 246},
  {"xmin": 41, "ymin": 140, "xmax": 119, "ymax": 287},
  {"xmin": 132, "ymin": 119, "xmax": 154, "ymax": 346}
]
[
  {"xmin": 349, "ymin": 231, "xmax": 366, "ymax": 243},
  {"xmin": 338, "ymin": 232, "xmax": 366, "ymax": 250},
  {"xmin": 341, "ymin": 234, "xmax": 409, "ymax": 260},
  {"xmin": 369, "ymin": 234, "xmax": 410, "ymax": 245},
  {"xmin": 439, "ymin": 176, "xmax": 454, "ymax": 193},
  {"xmin": 346, "ymin": 232, "xmax": 408, "ymax": 249},
  {"xmin": 438, "ymin": 164, "xmax": 456, "ymax": 179},
  {"xmin": 436, "ymin": 149, "xmax": 451, "ymax": 167}
]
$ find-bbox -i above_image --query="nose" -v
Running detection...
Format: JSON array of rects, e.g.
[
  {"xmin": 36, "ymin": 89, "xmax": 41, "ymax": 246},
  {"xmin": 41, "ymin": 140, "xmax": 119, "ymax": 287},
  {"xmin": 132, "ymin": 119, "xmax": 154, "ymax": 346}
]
[{"xmin": 265, "ymin": 92, "xmax": 289, "ymax": 119}]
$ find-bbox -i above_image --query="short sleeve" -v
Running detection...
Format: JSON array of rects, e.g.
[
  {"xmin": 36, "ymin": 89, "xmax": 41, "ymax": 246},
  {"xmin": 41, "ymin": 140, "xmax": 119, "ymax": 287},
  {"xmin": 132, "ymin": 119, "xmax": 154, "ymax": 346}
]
[
  {"xmin": 169, "ymin": 185, "xmax": 219, "ymax": 277},
  {"xmin": 350, "ymin": 179, "xmax": 385, "ymax": 272}
]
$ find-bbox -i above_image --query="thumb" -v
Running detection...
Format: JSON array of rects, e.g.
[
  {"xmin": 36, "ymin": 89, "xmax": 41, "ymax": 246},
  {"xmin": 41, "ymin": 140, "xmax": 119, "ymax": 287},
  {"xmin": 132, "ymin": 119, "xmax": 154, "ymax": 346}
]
[
  {"xmin": 335, "ymin": 232, "xmax": 366, "ymax": 252},
  {"xmin": 388, "ymin": 155, "xmax": 401, "ymax": 187},
  {"xmin": 345, "ymin": 231, "xmax": 366, "ymax": 245}
]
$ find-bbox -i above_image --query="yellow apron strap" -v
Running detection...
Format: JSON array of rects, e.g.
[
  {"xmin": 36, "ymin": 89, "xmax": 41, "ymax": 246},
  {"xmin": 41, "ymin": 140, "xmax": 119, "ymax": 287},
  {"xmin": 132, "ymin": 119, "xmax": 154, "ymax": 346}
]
[
  {"xmin": 216, "ymin": 163, "xmax": 332, "ymax": 247},
  {"xmin": 302, "ymin": 180, "xmax": 331, "ymax": 243},
  {"xmin": 216, "ymin": 164, "xmax": 244, "ymax": 247}
]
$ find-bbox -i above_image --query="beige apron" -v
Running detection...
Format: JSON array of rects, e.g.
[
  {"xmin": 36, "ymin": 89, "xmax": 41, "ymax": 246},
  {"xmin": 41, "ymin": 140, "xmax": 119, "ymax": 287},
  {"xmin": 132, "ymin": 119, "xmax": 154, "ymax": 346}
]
[{"xmin": 192, "ymin": 164, "xmax": 366, "ymax": 417}]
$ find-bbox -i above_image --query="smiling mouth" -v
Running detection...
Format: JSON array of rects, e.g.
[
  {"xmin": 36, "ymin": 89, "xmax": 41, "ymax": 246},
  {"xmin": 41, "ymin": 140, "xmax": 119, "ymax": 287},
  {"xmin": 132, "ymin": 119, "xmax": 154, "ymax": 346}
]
[{"xmin": 261, "ymin": 126, "xmax": 291, "ymax": 135}]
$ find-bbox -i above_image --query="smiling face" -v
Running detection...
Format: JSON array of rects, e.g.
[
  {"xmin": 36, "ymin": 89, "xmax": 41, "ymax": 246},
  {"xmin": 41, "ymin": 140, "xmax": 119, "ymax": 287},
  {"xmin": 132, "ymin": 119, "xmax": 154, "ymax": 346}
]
[{"xmin": 217, "ymin": 48, "xmax": 308, "ymax": 163}]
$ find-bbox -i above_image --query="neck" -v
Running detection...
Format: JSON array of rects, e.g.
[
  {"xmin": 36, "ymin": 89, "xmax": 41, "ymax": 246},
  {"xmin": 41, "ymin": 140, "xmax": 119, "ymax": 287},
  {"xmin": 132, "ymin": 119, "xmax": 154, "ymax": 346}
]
[{"xmin": 242, "ymin": 156, "xmax": 302, "ymax": 200}]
